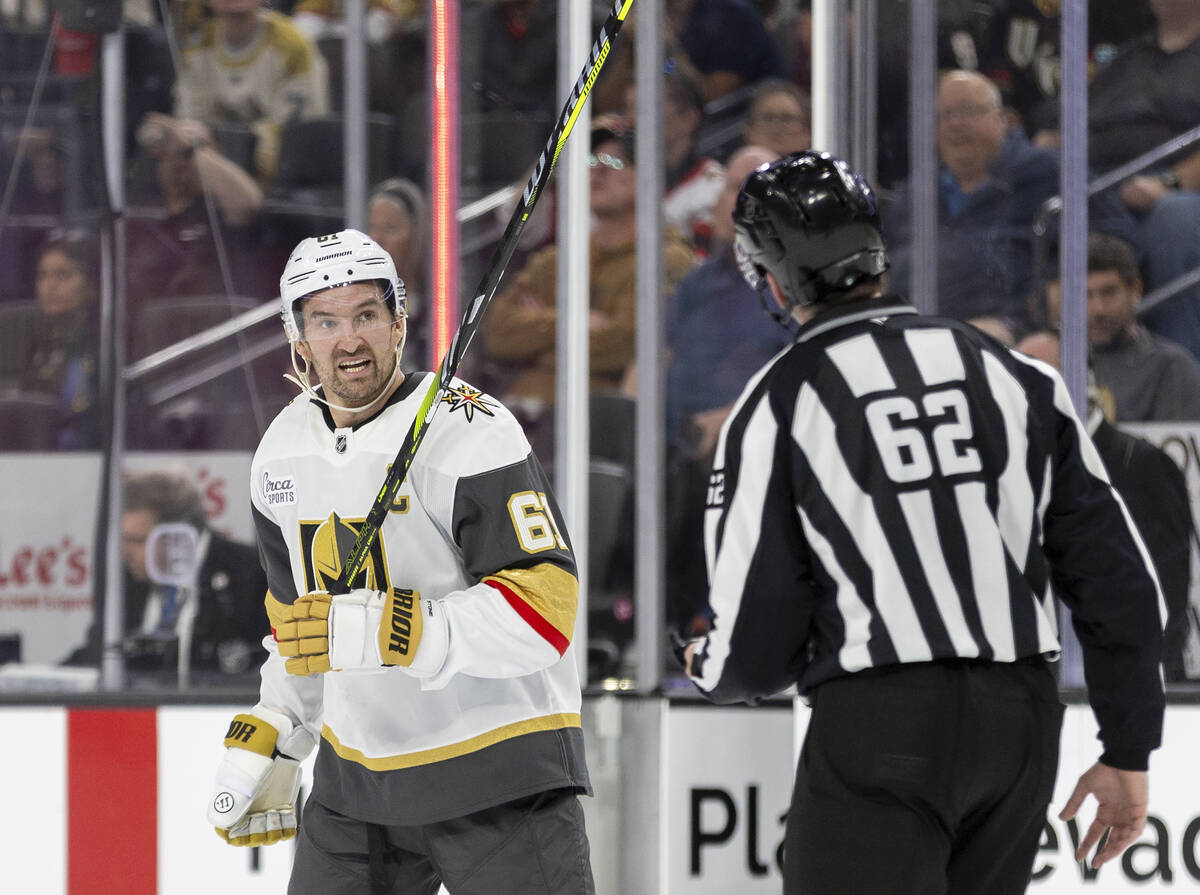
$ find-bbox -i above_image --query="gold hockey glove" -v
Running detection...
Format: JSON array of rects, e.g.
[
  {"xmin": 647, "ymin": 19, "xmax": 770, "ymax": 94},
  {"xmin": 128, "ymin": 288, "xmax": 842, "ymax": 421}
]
[
  {"xmin": 207, "ymin": 705, "xmax": 315, "ymax": 847},
  {"xmin": 275, "ymin": 587, "xmax": 448, "ymax": 677}
]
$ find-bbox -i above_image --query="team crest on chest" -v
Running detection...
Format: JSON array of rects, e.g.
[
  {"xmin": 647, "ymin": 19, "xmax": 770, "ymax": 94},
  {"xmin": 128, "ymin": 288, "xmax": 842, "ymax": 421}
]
[
  {"xmin": 440, "ymin": 384, "xmax": 497, "ymax": 422},
  {"xmin": 299, "ymin": 512, "xmax": 391, "ymax": 592}
]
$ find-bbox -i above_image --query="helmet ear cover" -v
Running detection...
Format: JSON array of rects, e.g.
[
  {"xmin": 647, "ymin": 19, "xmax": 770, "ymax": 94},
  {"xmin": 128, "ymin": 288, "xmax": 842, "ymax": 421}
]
[
  {"xmin": 279, "ymin": 228, "xmax": 406, "ymax": 343},
  {"xmin": 733, "ymin": 151, "xmax": 888, "ymax": 314}
]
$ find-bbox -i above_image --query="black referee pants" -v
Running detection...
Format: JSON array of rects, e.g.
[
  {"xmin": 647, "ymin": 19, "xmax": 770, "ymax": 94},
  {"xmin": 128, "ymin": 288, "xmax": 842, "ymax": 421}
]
[{"xmin": 784, "ymin": 660, "xmax": 1064, "ymax": 895}]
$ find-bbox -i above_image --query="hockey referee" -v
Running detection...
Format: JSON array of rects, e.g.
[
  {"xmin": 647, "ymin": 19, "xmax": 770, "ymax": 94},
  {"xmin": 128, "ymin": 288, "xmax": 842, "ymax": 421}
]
[{"xmin": 682, "ymin": 152, "xmax": 1165, "ymax": 894}]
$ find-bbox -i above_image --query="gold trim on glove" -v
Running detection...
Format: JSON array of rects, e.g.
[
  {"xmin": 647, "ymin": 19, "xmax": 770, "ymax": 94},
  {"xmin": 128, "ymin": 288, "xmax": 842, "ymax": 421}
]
[
  {"xmin": 274, "ymin": 592, "xmax": 334, "ymax": 675},
  {"xmin": 223, "ymin": 713, "xmax": 279, "ymax": 757}
]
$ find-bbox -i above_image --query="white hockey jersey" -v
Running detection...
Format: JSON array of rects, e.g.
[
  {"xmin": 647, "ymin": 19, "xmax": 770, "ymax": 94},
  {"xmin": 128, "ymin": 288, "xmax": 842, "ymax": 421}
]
[{"xmin": 249, "ymin": 373, "xmax": 590, "ymax": 824}]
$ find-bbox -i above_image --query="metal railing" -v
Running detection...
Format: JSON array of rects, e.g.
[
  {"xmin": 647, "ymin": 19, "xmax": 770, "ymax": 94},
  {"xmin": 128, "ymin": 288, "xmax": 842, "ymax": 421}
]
[
  {"xmin": 120, "ymin": 181, "xmax": 525, "ymax": 400},
  {"xmin": 1032, "ymin": 123, "xmax": 1200, "ymax": 318}
]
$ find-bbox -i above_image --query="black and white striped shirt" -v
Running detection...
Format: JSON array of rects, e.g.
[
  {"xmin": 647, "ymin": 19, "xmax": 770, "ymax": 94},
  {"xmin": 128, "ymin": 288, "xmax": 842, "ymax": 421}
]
[{"xmin": 691, "ymin": 296, "xmax": 1165, "ymax": 766}]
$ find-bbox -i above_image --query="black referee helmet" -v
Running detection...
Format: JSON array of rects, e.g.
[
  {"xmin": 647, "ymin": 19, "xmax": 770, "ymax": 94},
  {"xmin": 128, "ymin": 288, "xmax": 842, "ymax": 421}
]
[{"xmin": 733, "ymin": 150, "xmax": 888, "ymax": 313}]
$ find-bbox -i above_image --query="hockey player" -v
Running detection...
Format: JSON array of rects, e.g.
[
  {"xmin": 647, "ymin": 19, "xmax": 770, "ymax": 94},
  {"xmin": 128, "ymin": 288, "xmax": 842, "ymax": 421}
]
[
  {"xmin": 205, "ymin": 229, "xmax": 594, "ymax": 894},
  {"xmin": 682, "ymin": 152, "xmax": 1165, "ymax": 894}
]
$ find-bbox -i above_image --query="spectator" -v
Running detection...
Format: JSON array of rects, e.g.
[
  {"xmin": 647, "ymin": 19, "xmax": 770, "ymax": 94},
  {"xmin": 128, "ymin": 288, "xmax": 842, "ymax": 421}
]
[
  {"xmin": 665, "ymin": 144, "xmax": 790, "ymax": 637},
  {"xmin": 882, "ymin": 69, "xmax": 1060, "ymax": 334},
  {"xmin": 1042, "ymin": 233, "xmax": 1200, "ymax": 422},
  {"xmin": 470, "ymin": 0, "xmax": 556, "ymax": 119},
  {"xmin": 460, "ymin": 0, "xmax": 557, "ymax": 188},
  {"xmin": 291, "ymin": 0, "xmax": 418, "ymax": 44},
  {"xmin": 765, "ymin": 0, "xmax": 812, "ymax": 92},
  {"xmin": 0, "ymin": 0, "xmax": 155, "ymax": 30},
  {"xmin": 740, "ymin": 77, "xmax": 811, "ymax": 159},
  {"xmin": 135, "ymin": 112, "xmax": 264, "ymax": 228},
  {"xmin": 125, "ymin": 111, "xmax": 268, "ymax": 307},
  {"xmin": 368, "ymin": 177, "xmax": 429, "ymax": 370},
  {"xmin": 0, "ymin": 125, "xmax": 72, "ymax": 216},
  {"xmin": 1016, "ymin": 328, "xmax": 1193, "ymax": 684},
  {"xmin": 17, "ymin": 232, "xmax": 100, "ymax": 449},
  {"xmin": 483, "ymin": 118, "xmax": 695, "ymax": 459},
  {"xmin": 164, "ymin": 0, "xmax": 330, "ymax": 183},
  {"xmin": 665, "ymin": 0, "xmax": 784, "ymax": 101},
  {"xmin": 120, "ymin": 470, "xmax": 268, "ymax": 678},
  {"xmin": 1079, "ymin": 0, "xmax": 1200, "ymax": 361},
  {"xmin": 927, "ymin": 0, "xmax": 1153, "ymax": 145},
  {"xmin": 627, "ymin": 66, "xmax": 726, "ymax": 257},
  {"xmin": 589, "ymin": 22, "xmax": 698, "ymax": 119},
  {"xmin": 65, "ymin": 469, "xmax": 268, "ymax": 680}
]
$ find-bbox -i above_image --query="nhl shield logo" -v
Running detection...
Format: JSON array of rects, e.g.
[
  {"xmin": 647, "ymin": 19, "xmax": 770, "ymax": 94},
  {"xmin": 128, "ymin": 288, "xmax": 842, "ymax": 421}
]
[{"xmin": 335, "ymin": 432, "xmax": 348, "ymax": 454}]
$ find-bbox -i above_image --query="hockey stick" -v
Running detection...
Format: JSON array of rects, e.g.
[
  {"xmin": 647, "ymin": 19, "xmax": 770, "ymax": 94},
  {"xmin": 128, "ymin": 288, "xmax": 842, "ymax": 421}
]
[{"xmin": 332, "ymin": 0, "xmax": 637, "ymax": 593}]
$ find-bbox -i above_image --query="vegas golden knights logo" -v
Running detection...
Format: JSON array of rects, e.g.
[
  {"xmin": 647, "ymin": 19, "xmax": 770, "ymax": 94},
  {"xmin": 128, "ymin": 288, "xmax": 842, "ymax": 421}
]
[{"xmin": 299, "ymin": 512, "xmax": 391, "ymax": 593}]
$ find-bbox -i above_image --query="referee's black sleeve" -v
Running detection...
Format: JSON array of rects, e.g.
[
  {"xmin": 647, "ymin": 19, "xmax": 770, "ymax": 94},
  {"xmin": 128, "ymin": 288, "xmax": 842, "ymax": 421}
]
[
  {"xmin": 690, "ymin": 364, "xmax": 817, "ymax": 704},
  {"xmin": 1025, "ymin": 360, "xmax": 1166, "ymax": 769}
]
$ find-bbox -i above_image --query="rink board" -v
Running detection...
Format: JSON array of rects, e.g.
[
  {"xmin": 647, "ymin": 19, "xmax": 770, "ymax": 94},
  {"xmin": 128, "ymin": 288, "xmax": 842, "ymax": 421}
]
[
  {"xmin": 0, "ymin": 700, "xmax": 1196, "ymax": 894},
  {"xmin": 0, "ymin": 453, "xmax": 255, "ymax": 666}
]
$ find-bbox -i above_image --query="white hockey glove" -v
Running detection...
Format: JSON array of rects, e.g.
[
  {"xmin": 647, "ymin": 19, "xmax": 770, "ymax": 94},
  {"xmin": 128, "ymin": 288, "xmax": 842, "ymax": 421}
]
[
  {"xmin": 274, "ymin": 587, "xmax": 449, "ymax": 677},
  {"xmin": 207, "ymin": 705, "xmax": 315, "ymax": 847}
]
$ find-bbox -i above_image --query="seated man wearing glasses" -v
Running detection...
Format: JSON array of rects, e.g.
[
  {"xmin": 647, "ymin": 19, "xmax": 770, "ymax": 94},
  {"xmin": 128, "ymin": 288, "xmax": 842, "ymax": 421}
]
[
  {"xmin": 483, "ymin": 117, "xmax": 696, "ymax": 462},
  {"xmin": 881, "ymin": 70, "xmax": 1061, "ymax": 341}
]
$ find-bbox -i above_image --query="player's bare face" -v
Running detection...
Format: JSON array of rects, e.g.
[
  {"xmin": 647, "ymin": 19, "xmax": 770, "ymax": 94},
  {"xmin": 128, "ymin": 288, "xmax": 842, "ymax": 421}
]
[{"xmin": 299, "ymin": 283, "xmax": 402, "ymax": 408}]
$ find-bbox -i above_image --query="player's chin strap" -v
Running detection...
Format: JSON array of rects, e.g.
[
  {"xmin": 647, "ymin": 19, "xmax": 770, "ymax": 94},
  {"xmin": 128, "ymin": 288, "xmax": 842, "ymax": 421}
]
[{"xmin": 283, "ymin": 325, "xmax": 408, "ymax": 416}]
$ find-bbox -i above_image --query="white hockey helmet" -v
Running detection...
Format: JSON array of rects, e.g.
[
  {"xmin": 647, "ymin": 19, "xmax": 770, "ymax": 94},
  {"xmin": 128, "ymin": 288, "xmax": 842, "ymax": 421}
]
[{"xmin": 279, "ymin": 228, "xmax": 406, "ymax": 343}]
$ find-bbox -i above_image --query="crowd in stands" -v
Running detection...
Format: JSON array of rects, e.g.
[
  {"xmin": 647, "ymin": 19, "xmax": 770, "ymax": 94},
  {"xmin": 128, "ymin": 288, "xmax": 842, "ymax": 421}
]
[
  {"xmin": 483, "ymin": 117, "xmax": 696, "ymax": 461},
  {"xmin": 664, "ymin": 144, "xmax": 791, "ymax": 639},
  {"xmin": 5, "ymin": 231, "xmax": 101, "ymax": 449},
  {"xmin": 5, "ymin": 1, "xmax": 1200, "ymax": 682},
  {"xmin": 367, "ymin": 175, "xmax": 429, "ymax": 370}
]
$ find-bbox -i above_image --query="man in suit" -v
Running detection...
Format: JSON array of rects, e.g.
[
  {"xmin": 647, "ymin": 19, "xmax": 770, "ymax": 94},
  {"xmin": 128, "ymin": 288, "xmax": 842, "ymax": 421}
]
[{"xmin": 67, "ymin": 469, "xmax": 268, "ymax": 680}]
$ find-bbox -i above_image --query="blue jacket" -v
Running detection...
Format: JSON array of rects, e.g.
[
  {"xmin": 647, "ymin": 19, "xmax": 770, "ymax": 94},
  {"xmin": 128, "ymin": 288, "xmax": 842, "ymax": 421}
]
[
  {"xmin": 666, "ymin": 249, "xmax": 794, "ymax": 451},
  {"xmin": 882, "ymin": 129, "xmax": 1060, "ymax": 328}
]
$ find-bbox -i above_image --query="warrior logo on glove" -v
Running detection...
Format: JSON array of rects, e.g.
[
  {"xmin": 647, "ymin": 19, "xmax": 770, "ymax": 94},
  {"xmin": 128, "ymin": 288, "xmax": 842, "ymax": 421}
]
[
  {"xmin": 275, "ymin": 587, "xmax": 445, "ymax": 675},
  {"xmin": 387, "ymin": 589, "xmax": 417, "ymax": 655}
]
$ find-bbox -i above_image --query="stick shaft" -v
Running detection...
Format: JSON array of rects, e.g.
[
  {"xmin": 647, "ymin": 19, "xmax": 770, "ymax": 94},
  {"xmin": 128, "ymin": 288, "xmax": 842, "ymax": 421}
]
[{"xmin": 334, "ymin": 0, "xmax": 636, "ymax": 592}]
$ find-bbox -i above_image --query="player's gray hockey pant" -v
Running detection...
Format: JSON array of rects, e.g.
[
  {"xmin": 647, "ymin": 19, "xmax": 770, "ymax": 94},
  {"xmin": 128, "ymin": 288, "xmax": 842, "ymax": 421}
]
[{"xmin": 288, "ymin": 787, "xmax": 594, "ymax": 895}]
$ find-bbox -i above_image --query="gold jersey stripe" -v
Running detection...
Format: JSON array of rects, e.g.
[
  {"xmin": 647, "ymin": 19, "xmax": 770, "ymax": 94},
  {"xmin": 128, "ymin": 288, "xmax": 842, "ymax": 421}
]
[
  {"xmin": 483, "ymin": 563, "xmax": 579, "ymax": 646},
  {"xmin": 322, "ymin": 712, "xmax": 582, "ymax": 771}
]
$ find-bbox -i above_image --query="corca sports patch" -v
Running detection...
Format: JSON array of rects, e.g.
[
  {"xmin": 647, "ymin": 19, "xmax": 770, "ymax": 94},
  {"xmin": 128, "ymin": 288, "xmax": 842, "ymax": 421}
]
[{"xmin": 263, "ymin": 471, "xmax": 297, "ymax": 506}]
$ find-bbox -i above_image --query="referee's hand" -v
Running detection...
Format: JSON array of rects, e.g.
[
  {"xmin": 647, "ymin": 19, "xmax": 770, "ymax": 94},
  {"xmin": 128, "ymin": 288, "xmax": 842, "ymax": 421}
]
[{"xmin": 1058, "ymin": 762, "xmax": 1149, "ymax": 869}]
